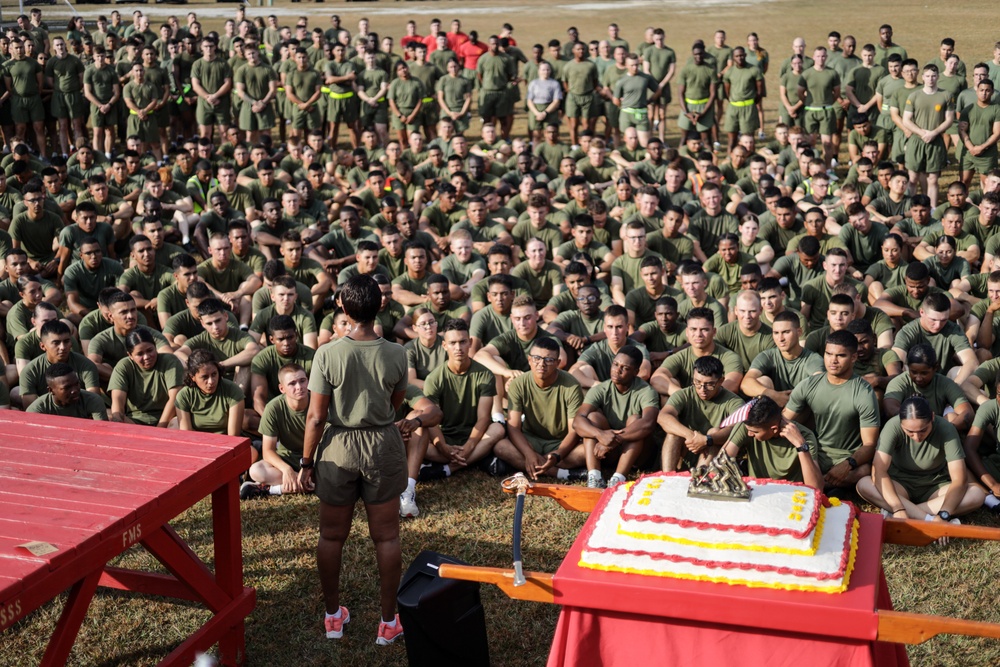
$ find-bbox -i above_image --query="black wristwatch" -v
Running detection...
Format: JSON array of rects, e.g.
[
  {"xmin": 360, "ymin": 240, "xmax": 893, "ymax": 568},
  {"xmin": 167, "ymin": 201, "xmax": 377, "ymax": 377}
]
[
  {"xmin": 795, "ymin": 445, "xmax": 810, "ymax": 454},
  {"xmin": 548, "ymin": 451, "xmax": 562, "ymax": 463},
  {"xmin": 938, "ymin": 510, "xmax": 952, "ymax": 521},
  {"xmin": 299, "ymin": 457, "xmax": 315, "ymax": 469},
  {"xmin": 705, "ymin": 434, "xmax": 714, "ymax": 448},
  {"xmin": 847, "ymin": 457, "xmax": 859, "ymax": 470}
]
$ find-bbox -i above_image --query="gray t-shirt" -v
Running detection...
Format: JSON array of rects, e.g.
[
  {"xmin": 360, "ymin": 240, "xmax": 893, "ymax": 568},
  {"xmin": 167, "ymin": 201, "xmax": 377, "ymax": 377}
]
[{"xmin": 527, "ymin": 78, "xmax": 563, "ymax": 105}]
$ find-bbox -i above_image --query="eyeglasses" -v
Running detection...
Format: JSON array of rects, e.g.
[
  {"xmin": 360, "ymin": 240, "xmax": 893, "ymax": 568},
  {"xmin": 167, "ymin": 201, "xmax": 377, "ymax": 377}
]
[
  {"xmin": 576, "ymin": 294, "xmax": 599, "ymax": 303},
  {"xmin": 626, "ymin": 235, "xmax": 646, "ymax": 242},
  {"xmin": 415, "ymin": 321, "xmax": 437, "ymax": 328},
  {"xmin": 528, "ymin": 354, "xmax": 559, "ymax": 365},
  {"xmin": 693, "ymin": 380, "xmax": 719, "ymax": 389},
  {"xmin": 23, "ymin": 197, "xmax": 43, "ymax": 204}
]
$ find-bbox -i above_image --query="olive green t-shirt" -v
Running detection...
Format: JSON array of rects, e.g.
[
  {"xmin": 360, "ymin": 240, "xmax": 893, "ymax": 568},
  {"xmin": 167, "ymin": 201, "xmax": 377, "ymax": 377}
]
[
  {"xmin": 884, "ymin": 372, "xmax": 968, "ymax": 416},
  {"xmin": 676, "ymin": 61, "xmax": 715, "ymax": 100},
  {"xmin": 423, "ymin": 360, "xmax": 497, "ymax": 444},
  {"xmin": 893, "ymin": 320, "xmax": 970, "ymax": 372},
  {"xmin": 404, "ymin": 337, "xmax": 447, "ymax": 381},
  {"xmin": 249, "ymin": 343, "xmax": 315, "ymax": 399},
  {"xmin": 578, "ymin": 340, "xmax": 650, "ymax": 382},
  {"xmin": 249, "ymin": 304, "xmax": 317, "ymax": 342},
  {"xmin": 878, "ymin": 415, "xmax": 963, "ymax": 490},
  {"xmin": 108, "ymin": 353, "xmax": 185, "ymax": 425},
  {"xmin": 63, "ymin": 259, "xmax": 125, "ymax": 309},
  {"xmin": 662, "ymin": 344, "xmax": 743, "ymax": 388},
  {"xmin": 723, "ymin": 65, "xmax": 762, "ymax": 102},
  {"xmin": 727, "ymin": 421, "xmax": 820, "ymax": 483},
  {"xmin": 800, "ymin": 67, "xmax": 840, "ymax": 107},
  {"xmin": 9, "ymin": 210, "xmax": 62, "ymax": 263},
  {"xmin": 666, "ymin": 386, "xmax": 744, "ymax": 434},
  {"xmin": 182, "ymin": 328, "xmax": 256, "ymax": 376},
  {"xmin": 120, "ymin": 264, "xmax": 175, "ymax": 301},
  {"xmin": 191, "ymin": 57, "xmax": 232, "ymax": 95},
  {"xmin": 387, "ymin": 77, "xmax": 425, "ymax": 113},
  {"xmin": 748, "ymin": 347, "xmax": 824, "ymax": 392},
  {"xmin": 786, "ymin": 374, "xmax": 880, "ymax": 471},
  {"xmin": 506, "ymin": 370, "xmax": 583, "ymax": 442},
  {"xmin": 904, "ymin": 88, "xmax": 954, "ymax": 132},
  {"xmin": 259, "ymin": 395, "xmax": 308, "ymax": 458},
  {"xmin": 488, "ymin": 329, "xmax": 558, "ymax": 373},
  {"xmin": 26, "ymin": 390, "xmax": 108, "ymax": 420},
  {"xmin": 20, "ymin": 352, "xmax": 101, "ymax": 398},
  {"xmin": 308, "ymin": 337, "xmax": 408, "ymax": 428},
  {"xmin": 582, "ymin": 377, "xmax": 659, "ymax": 430},
  {"xmin": 90, "ymin": 325, "xmax": 169, "ymax": 368},
  {"xmin": 174, "ymin": 380, "xmax": 244, "ymax": 434},
  {"xmin": 83, "ymin": 63, "xmax": 119, "ymax": 102},
  {"xmin": 197, "ymin": 258, "xmax": 253, "ymax": 293},
  {"xmin": 715, "ymin": 322, "xmax": 776, "ymax": 371}
]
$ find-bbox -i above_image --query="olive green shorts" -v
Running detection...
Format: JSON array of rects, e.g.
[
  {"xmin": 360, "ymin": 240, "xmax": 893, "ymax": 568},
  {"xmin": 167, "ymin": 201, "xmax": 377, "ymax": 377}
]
[
  {"xmin": 446, "ymin": 110, "xmax": 471, "ymax": 134},
  {"xmin": 290, "ymin": 105, "xmax": 323, "ymax": 130},
  {"xmin": 359, "ymin": 102, "xmax": 388, "ymax": 128},
  {"xmin": 315, "ymin": 424, "xmax": 407, "ymax": 506},
  {"xmin": 723, "ymin": 102, "xmax": 759, "ymax": 134},
  {"xmin": 238, "ymin": 103, "xmax": 276, "ymax": 131},
  {"xmin": 420, "ymin": 99, "xmax": 439, "ymax": 127},
  {"xmin": 127, "ymin": 112, "xmax": 159, "ymax": 144},
  {"xmin": 565, "ymin": 92, "xmax": 595, "ymax": 119},
  {"xmin": 478, "ymin": 89, "xmax": 507, "ymax": 119},
  {"xmin": 803, "ymin": 107, "xmax": 837, "ymax": 135},
  {"xmin": 523, "ymin": 431, "xmax": 561, "ymax": 456},
  {"xmin": 895, "ymin": 471, "xmax": 950, "ymax": 505},
  {"xmin": 90, "ymin": 103, "xmax": 118, "ymax": 128},
  {"xmin": 195, "ymin": 98, "xmax": 232, "ymax": 126},
  {"xmin": 390, "ymin": 109, "xmax": 422, "ymax": 132},
  {"xmin": 327, "ymin": 93, "xmax": 359, "ymax": 124},
  {"xmin": 52, "ymin": 90, "xmax": 86, "ymax": 119},
  {"xmin": 11, "ymin": 95, "xmax": 43, "ymax": 125},
  {"xmin": 604, "ymin": 99, "xmax": 620, "ymax": 128},
  {"xmin": 527, "ymin": 109, "xmax": 560, "ymax": 131},
  {"xmin": 905, "ymin": 136, "xmax": 947, "ymax": 173},
  {"xmin": 619, "ymin": 107, "xmax": 650, "ymax": 132},
  {"xmin": 677, "ymin": 100, "xmax": 714, "ymax": 133},
  {"xmin": 961, "ymin": 147, "xmax": 998, "ymax": 175}
]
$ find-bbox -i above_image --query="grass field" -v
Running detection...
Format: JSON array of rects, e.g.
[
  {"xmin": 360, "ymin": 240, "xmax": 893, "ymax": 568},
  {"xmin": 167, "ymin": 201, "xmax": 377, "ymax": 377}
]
[{"xmin": 6, "ymin": 0, "xmax": 1000, "ymax": 664}]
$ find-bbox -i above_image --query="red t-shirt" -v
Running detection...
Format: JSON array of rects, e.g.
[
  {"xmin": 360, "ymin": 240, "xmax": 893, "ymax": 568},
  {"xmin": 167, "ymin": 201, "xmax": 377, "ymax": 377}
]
[
  {"xmin": 401, "ymin": 35, "xmax": 424, "ymax": 50},
  {"xmin": 447, "ymin": 31, "xmax": 469, "ymax": 51},
  {"xmin": 456, "ymin": 40, "xmax": 488, "ymax": 70},
  {"xmin": 422, "ymin": 33, "xmax": 441, "ymax": 53}
]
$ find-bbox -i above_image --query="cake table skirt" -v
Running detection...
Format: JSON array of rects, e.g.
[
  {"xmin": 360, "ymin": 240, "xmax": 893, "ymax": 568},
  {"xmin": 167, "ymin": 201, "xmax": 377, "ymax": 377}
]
[{"xmin": 546, "ymin": 567, "xmax": 909, "ymax": 667}]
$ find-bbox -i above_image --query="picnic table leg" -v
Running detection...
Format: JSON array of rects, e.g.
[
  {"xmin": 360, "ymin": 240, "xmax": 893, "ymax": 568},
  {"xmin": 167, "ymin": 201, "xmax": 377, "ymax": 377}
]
[
  {"xmin": 213, "ymin": 477, "xmax": 247, "ymax": 667},
  {"xmin": 39, "ymin": 568, "xmax": 102, "ymax": 667}
]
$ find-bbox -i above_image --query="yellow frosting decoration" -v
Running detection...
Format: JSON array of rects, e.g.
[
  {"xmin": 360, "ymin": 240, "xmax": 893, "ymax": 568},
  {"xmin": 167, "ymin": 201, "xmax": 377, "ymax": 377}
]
[
  {"xmin": 615, "ymin": 505, "xmax": 828, "ymax": 556},
  {"xmin": 581, "ymin": 518, "xmax": 860, "ymax": 594}
]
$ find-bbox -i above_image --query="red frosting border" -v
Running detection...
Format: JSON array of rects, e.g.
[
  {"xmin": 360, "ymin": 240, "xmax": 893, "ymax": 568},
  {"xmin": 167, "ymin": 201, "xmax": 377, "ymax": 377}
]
[
  {"xmin": 585, "ymin": 498, "xmax": 858, "ymax": 581},
  {"xmin": 619, "ymin": 473, "xmax": 824, "ymax": 539}
]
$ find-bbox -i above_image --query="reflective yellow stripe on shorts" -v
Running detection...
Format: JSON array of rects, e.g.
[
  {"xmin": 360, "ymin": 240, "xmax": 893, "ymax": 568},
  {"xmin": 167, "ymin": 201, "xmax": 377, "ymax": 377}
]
[
  {"xmin": 805, "ymin": 105, "xmax": 832, "ymax": 111},
  {"xmin": 329, "ymin": 91, "xmax": 354, "ymax": 100},
  {"xmin": 730, "ymin": 99, "xmax": 755, "ymax": 107},
  {"xmin": 684, "ymin": 97, "xmax": 709, "ymax": 105},
  {"xmin": 421, "ymin": 97, "xmax": 434, "ymax": 104}
]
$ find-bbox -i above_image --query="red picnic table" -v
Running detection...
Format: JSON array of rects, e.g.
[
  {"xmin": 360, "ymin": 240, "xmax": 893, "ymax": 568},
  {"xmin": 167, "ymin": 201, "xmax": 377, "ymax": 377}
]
[{"xmin": 0, "ymin": 411, "xmax": 256, "ymax": 666}]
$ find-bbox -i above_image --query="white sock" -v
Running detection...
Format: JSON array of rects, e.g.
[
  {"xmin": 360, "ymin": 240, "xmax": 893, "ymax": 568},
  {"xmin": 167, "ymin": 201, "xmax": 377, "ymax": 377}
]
[
  {"xmin": 442, "ymin": 465, "xmax": 452, "ymax": 476},
  {"xmin": 588, "ymin": 469, "xmax": 602, "ymax": 478},
  {"xmin": 269, "ymin": 485, "xmax": 282, "ymax": 495},
  {"xmin": 327, "ymin": 608, "xmax": 342, "ymax": 620},
  {"xmin": 556, "ymin": 469, "xmax": 569, "ymax": 480},
  {"xmin": 406, "ymin": 478, "xmax": 416, "ymax": 493},
  {"xmin": 986, "ymin": 494, "xmax": 1000, "ymax": 509},
  {"xmin": 925, "ymin": 513, "xmax": 936, "ymax": 522},
  {"xmin": 382, "ymin": 616, "xmax": 397, "ymax": 627}
]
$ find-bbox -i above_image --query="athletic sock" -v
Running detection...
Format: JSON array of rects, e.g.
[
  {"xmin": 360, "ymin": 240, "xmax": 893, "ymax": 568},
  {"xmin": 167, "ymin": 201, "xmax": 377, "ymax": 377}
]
[
  {"xmin": 556, "ymin": 469, "xmax": 569, "ymax": 480},
  {"xmin": 925, "ymin": 513, "xmax": 936, "ymax": 522},
  {"xmin": 382, "ymin": 616, "xmax": 397, "ymax": 627},
  {"xmin": 986, "ymin": 494, "xmax": 1000, "ymax": 509},
  {"xmin": 269, "ymin": 485, "xmax": 282, "ymax": 495},
  {"xmin": 442, "ymin": 465, "xmax": 452, "ymax": 477},
  {"xmin": 406, "ymin": 478, "xmax": 416, "ymax": 494},
  {"xmin": 327, "ymin": 608, "xmax": 342, "ymax": 620}
]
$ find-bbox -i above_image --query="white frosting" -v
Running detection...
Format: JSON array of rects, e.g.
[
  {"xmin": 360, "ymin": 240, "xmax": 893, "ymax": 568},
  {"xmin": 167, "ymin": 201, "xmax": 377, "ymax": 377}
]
[
  {"xmin": 618, "ymin": 476, "xmax": 823, "ymax": 553},
  {"xmin": 581, "ymin": 483, "xmax": 857, "ymax": 592}
]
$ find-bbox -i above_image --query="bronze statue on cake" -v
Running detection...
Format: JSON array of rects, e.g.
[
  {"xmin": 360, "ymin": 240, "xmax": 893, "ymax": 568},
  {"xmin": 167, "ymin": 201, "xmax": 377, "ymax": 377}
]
[{"xmin": 688, "ymin": 450, "xmax": 751, "ymax": 501}]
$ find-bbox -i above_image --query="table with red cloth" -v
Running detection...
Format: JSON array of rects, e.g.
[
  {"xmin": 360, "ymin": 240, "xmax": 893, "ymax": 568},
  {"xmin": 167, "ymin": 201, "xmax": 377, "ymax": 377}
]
[
  {"xmin": 546, "ymin": 489, "xmax": 909, "ymax": 667},
  {"xmin": 0, "ymin": 411, "xmax": 255, "ymax": 666}
]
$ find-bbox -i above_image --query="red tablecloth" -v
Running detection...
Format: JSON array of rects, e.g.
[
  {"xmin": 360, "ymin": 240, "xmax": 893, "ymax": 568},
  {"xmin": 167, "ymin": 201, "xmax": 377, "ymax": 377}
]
[{"xmin": 546, "ymin": 491, "xmax": 910, "ymax": 667}]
